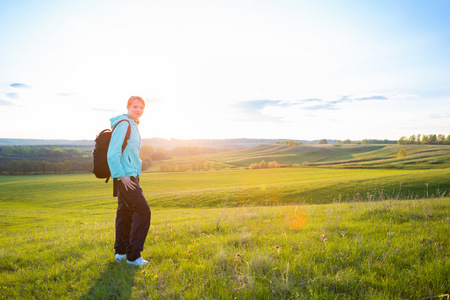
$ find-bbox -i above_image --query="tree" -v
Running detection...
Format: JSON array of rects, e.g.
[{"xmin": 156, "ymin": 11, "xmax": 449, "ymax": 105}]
[
  {"xmin": 429, "ymin": 134, "xmax": 437, "ymax": 144},
  {"xmin": 259, "ymin": 160, "xmax": 268, "ymax": 168},
  {"xmin": 317, "ymin": 139, "xmax": 328, "ymax": 144},
  {"xmin": 268, "ymin": 161, "xmax": 278, "ymax": 168},
  {"xmin": 287, "ymin": 140, "xmax": 295, "ymax": 148},
  {"xmin": 397, "ymin": 149, "xmax": 407, "ymax": 158},
  {"xmin": 40, "ymin": 161, "xmax": 51, "ymax": 174},
  {"xmin": 398, "ymin": 136, "xmax": 407, "ymax": 145},
  {"xmin": 416, "ymin": 134, "xmax": 421, "ymax": 144}
]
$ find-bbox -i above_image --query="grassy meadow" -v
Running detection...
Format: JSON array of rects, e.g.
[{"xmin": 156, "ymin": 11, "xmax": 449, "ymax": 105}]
[{"xmin": 1, "ymin": 144, "xmax": 450, "ymax": 299}]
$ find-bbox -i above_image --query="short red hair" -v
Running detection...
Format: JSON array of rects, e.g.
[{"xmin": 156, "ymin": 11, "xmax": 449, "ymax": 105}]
[{"xmin": 127, "ymin": 96, "xmax": 145, "ymax": 108}]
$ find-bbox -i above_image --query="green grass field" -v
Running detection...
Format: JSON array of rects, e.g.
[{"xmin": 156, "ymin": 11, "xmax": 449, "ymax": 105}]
[{"xmin": 1, "ymin": 164, "xmax": 449, "ymax": 299}]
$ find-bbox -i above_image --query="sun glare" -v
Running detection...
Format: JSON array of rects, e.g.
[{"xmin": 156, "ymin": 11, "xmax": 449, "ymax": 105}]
[{"xmin": 285, "ymin": 207, "xmax": 308, "ymax": 230}]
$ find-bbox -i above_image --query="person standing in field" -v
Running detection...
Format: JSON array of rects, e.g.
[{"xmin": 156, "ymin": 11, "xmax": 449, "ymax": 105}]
[{"xmin": 107, "ymin": 96, "xmax": 151, "ymax": 266}]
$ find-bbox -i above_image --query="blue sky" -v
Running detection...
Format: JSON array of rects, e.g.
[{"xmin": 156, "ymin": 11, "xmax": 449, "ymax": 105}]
[{"xmin": 1, "ymin": 0, "xmax": 449, "ymax": 141}]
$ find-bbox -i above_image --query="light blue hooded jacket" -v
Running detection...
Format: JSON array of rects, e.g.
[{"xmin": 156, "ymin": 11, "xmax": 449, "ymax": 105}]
[{"xmin": 107, "ymin": 114, "xmax": 142, "ymax": 180}]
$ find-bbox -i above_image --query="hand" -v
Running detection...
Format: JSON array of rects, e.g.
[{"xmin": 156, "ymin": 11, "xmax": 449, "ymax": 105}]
[{"xmin": 120, "ymin": 176, "xmax": 138, "ymax": 191}]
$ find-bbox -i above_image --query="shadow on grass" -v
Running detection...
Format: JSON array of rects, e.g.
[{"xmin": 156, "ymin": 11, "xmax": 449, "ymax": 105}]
[{"xmin": 81, "ymin": 261, "xmax": 140, "ymax": 300}]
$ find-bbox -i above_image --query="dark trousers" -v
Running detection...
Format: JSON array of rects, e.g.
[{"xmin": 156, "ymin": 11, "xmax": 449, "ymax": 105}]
[{"xmin": 114, "ymin": 176, "xmax": 151, "ymax": 261}]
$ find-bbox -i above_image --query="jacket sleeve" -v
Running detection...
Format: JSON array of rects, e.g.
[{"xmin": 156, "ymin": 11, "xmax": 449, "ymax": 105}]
[{"xmin": 107, "ymin": 121, "xmax": 129, "ymax": 179}]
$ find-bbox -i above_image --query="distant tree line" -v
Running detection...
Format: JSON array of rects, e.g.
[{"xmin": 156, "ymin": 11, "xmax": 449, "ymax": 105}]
[
  {"xmin": 0, "ymin": 146, "xmax": 91, "ymax": 175},
  {"xmin": 249, "ymin": 160, "xmax": 280, "ymax": 169},
  {"xmin": 360, "ymin": 139, "xmax": 397, "ymax": 144},
  {"xmin": 0, "ymin": 145, "xmax": 171, "ymax": 175},
  {"xmin": 336, "ymin": 139, "xmax": 397, "ymax": 145},
  {"xmin": 398, "ymin": 134, "xmax": 450, "ymax": 145},
  {"xmin": 140, "ymin": 146, "xmax": 172, "ymax": 171},
  {"xmin": 0, "ymin": 146, "xmax": 88, "ymax": 159},
  {"xmin": 0, "ymin": 159, "xmax": 92, "ymax": 175}
]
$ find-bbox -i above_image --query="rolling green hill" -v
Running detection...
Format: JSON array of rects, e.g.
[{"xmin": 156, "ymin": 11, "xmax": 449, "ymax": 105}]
[{"xmin": 164, "ymin": 144, "xmax": 450, "ymax": 170}]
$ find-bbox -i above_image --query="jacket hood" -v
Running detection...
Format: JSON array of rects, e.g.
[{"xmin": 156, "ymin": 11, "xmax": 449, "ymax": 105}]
[{"xmin": 110, "ymin": 114, "xmax": 133, "ymax": 128}]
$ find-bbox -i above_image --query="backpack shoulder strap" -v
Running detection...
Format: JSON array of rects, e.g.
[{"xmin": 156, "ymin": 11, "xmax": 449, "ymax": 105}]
[{"xmin": 112, "ymin": 120, "xmax": 131, "ymax": 152}]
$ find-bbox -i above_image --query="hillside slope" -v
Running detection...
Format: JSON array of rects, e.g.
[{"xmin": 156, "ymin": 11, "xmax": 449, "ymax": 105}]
[{"xmin": 168, "ymin": 144, "xmax": 450, "ymax": 170}]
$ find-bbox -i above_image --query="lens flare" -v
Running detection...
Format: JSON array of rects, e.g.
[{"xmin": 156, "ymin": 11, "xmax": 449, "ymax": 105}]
[{"xmin": 284, "ymin": 207, "xmax": 307, "ymax": 230}]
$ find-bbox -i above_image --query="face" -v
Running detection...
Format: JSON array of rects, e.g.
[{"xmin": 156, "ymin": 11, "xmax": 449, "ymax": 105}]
[{"xmin": 127, "ymin": 100, "xmax": 145, "ymax": 120}]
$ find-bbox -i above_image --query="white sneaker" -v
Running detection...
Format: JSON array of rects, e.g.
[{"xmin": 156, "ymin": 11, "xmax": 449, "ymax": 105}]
[
  {"xmin": 115, "ymin": 254, "xmax": 127, "ymax": 262},
  {"xmin": 127, "ymin": 257, "xmax": 148, "ymax": 266}
]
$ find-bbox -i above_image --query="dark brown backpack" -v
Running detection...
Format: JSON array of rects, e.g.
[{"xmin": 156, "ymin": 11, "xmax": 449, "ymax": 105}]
[{"xmin": 91, "ymin": 120, "xmax": 131, "ymax": 183}]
